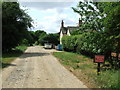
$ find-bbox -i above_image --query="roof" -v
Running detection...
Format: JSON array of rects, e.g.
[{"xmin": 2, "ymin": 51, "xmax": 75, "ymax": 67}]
[
  {"xmin": 60, "ymin": 26, "xmax": 79, "ymax": 35},
  {"xmin": 60, "ymin": 27, "xmax": 67, "ymax": 34},
  {"xmin": 67, "ymin": 26, "xmax": 79, "ymax": 33}
]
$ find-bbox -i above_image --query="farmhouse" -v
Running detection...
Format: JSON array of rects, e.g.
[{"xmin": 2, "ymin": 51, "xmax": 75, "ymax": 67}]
[{"xmin": 60, "ymin": 19, "xmax": 82, "ymax": 44}]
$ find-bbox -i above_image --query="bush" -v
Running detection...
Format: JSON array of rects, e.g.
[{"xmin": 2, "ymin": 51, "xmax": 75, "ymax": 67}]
[
  {"xmin": 62, "ymin": 32, "xmax": 113, "ymax": 58},
  {"xmin": 20, "ymin": 39, "xmax": 29, "ymax": 46},
  {"xmin": 62, "ymin": 35, "xmax": 78, "ymax": 52}
]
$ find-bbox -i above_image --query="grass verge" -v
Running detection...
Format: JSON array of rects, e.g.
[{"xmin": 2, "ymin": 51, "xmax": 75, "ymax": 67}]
[
  {"xmin": 53, "ymin": 51, "xmax": 120, "ymax": 88},
  {"xmin": 1, "ymin": 45, "xmax": 27, "ymax": 68}
]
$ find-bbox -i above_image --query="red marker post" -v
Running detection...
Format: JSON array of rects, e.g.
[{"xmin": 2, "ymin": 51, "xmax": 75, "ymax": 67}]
[{"xmin": 94, "ymin": 55, "xmax": 104, "ymax": 75}]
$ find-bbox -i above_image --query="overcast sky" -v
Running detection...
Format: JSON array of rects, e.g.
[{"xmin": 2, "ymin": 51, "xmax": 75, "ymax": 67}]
[{"xmin": 19, "ymin": 1, "xmax": 81, "ymax": 33}]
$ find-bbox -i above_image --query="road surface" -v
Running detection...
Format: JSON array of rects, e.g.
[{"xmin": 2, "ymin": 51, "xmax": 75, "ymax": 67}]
[{"xmin": 2, "ymin": 46, "xmax": 88, "ymax": 88}]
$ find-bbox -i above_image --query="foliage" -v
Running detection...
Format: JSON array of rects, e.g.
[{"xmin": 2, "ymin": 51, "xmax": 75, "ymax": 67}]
[
  {"xmin": 62, "ymin": 35, "xmax": 78, "ymax": 52},
  {"xmin": 39, "ymin": 33, "xmax": 59, "ymax": 45},
  {"xmin": 72, "ymin": 1, "xmax": 103, "ymax": 32},
  {"xmin": 27, "ymin": 31, "xmax": 35, "ymax": 45},
  {"xmin": 34, "ymin": 30, "xmax": 46, "ymax": 41},
  {"xmin": 53, "ymin": 52, "xmax": 120, "ymax": 88},
  {"xmin": 71, "ymin": 30, "xmax": 82, "ymax": 35},
  {"xmin": 62, "ymin": 31, "xmax": 114, "ymax": 59},
  {"xmin": 103, "ymin": 2, "xmax": 120, "ymax": 53},
  {"xmin": 38, "ymin": 32, "xmax": 47, "ymax": 45},
  {"xmin": 2, "ymin": 45, "xmax": 27, "ymax": 68},
  {"xmin": 68, "ymin": 1, "xmax": 120, "ymax": 67},
  {"xmin": 2, "ymin": 2, "xmax": 33, "ymax": 52},
  {"xmin": 20, "ymin": 39, "xmax": 29, "ymax": 46},
  {"xmin": 19, "ymin": 31, "xmax": 35, "ymax": 46}
]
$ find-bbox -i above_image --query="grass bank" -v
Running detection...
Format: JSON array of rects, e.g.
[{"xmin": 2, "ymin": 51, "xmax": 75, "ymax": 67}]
[
  {"xmin": 1, "ymin": 45, "xmax": 27, "ymax": 68},
  {"xmin": 53, "ymin": 52, "xmax": 120, "ymax": 88}
]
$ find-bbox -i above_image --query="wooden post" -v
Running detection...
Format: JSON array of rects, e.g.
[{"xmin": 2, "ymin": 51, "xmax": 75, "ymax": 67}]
[
  {"xmin": 97, "ymin": 63, "xmax": 100, "ymax": 75},
  {"xmin": 94, "ymin": 55, "xmax": 104, "ymax": 75}
]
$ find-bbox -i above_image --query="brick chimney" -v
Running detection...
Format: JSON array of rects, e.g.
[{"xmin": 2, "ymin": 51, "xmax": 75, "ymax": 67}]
[
  {"xmin": 78, "ymin": 18, "xmax": 82, "ymax": 27},
  {"xmin": 61, "ymin": 20, "xmax": 64, "ymax": 28}
]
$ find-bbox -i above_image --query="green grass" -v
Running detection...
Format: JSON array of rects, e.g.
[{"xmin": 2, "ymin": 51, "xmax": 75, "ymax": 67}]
[
  {"xmin": 1, "ymin": 45, "xmax": 27, "ymax": 68},
  {"xmin": 53, "ymin": 52, "xmax": 120, "ymax": 88}
]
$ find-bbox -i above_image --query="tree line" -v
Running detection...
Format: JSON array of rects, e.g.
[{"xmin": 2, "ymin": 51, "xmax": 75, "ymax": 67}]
[
  {"xmin": 2, "ymin": 2, "xmax": 59, "ymax": 53},
  {"xmin": 24, "ymin": 30, "xmax": 59, "ymax": 46},
  {"xmin": 62, "ymin": 2, "xmax": 120, "ymax": 69}
]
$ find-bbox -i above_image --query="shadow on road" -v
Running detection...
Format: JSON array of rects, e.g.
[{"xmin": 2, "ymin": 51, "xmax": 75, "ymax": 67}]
[
  {"xmin": 20, "ymin": 52, "xmax": 50, "ymax": 58},
  {"xmin": 1, "ymin": 63, "xmax": 16, "ymax": 68}
]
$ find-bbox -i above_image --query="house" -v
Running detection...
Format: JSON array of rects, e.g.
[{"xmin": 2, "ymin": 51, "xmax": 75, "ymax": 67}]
[{"xmin": 60, "ymin": 19, "xmax": 82, "ymax": 44}]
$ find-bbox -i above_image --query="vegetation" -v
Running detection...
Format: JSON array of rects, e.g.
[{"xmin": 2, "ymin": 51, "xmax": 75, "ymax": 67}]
[
  {"xmin": 38, "ymin": 33, "xmax": 59, "ymax": 45},
  {"xmin": 2, "ymin": 2, "xmax": 59, "ymax": 69},
  {"xmin": 2, "ymin": 2, "xmax": 59, "ymax": 53},
  {"xmin": 60, "ymin": 2, "xmax": 120, "ymax": 88},
  {"xmin": 2, "ymin": 45, "xmax": 27, "ymax": 68},
  {"xmin": 53, "ymin": 52, "xmax": 120, "ymax": 88},
  {"xmin": 2, "ymin": 2, "xmax": 33, "ymax": 68},
  {"xmin": 2, "ymin": 2, "xmax": 33, "ymax": 52},
  {"xmin": 62, "ymin": 2, "xmax": 120, "ymax": 69},
  {"xmin": 26, "ymin": 30, "xmax": 60, "ymax": 46},
  {"xmin": 62, "ymin": 32, "xmax": 112, "ymax": 58}
]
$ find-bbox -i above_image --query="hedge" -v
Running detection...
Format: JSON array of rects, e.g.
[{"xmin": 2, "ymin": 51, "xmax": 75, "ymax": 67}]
[{"xmin": 62, "ymin": 32, "xmax": 114, "ymax": 58}]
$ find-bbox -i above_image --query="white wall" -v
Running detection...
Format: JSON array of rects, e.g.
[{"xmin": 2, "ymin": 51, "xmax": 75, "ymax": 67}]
[{"xmin": 60, "ymin": 31, "xmax": 63, "ymax": 44}]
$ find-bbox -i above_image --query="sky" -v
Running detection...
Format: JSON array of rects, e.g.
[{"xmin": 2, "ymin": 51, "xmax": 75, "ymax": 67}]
[{"xmin": 19, "ymin": 1, "xmax": 81, "ymax": 33}]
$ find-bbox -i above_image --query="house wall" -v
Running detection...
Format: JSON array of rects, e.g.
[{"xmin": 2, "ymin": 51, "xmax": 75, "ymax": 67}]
[
  {"xmin": 67, "ymin": 29, "xmax": 71, "ymax": 36},
  {"xmin": 60, "ymin": 31, "xmax": 63, "ymax": 44}
]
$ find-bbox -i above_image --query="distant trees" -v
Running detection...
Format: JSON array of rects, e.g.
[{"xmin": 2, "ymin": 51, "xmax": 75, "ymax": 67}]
[
  {"xmin": 38, "ymin": 33, "xmax": 59, "ymax": 45},
  {"xmin": 2, "ymin": 2, "xmax": 33, "ymax": 52},
  {"xmin": 2, "ymin": 2, "xmax": 60, "ymax": 52},
  {"xmin": 34, "ymin": 30, "xmax": 46, "ymax": 41},
  {"xmin": 27, "ymin": 30, "xmax": 60, "ymax": 46},
  {"xmin": 20, "ymin": 31, "xmax": 35, "ymax": 46}
]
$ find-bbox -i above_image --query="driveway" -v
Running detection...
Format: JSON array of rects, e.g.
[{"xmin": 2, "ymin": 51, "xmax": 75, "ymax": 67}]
[{"xmin": 2, "ymin": 46, "xmax": 88, "ymax": 88}]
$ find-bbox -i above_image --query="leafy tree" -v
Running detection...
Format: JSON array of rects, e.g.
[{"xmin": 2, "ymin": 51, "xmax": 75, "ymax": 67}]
[
  {"xmin": 2, "ymin": 2, "xmax": 33, "ymax": 52},
  {"xmin": 20, "ymin": 39, "xmax": 29, "ymax": 46},
  {"xmin": 71, "ymin": 30, "xmax": 82, "ymax": 35},
  {"xmin": 39, "ymin": 33, "xmax": 59, "ymax": 45},
  {"xmin": 99, "ymin": 2, "xmax": 120, "ymax": 63},
  {"xmin": 22, "ymin": 31, "xmax": 35, "ymax": 46},
  {"xmin": 38, "ymin": 32, "xmax": 47, "ymax": 45},
  {"xmin": 34, "ymin": 30, "xmax": 46, "ymax": 41},
  {"xmin": 63, "ymin": 1, "xmax": 120, "ymax": 68},
  {"xmin": 72, "ymin": 1, "xmax": 103, "ymax": 32}
]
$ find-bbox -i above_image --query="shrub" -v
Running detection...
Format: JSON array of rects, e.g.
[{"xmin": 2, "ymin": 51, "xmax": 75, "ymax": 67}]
[
  {"xmin": 62, "ymin": 35, "xmax": 78, "ymax": 52},
  {"xmin": 62, "ymin": 32, "xmax": 114, "ymax": 58},
  {"xmin": 20, "ymin": 39, "xmax": 29, "ymax": 46}
]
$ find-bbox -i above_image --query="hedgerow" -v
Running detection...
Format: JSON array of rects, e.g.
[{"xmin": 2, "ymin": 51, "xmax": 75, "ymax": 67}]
[{"xmin": 62, "ymin": 32, "xmax": 113, "ymax": 58}]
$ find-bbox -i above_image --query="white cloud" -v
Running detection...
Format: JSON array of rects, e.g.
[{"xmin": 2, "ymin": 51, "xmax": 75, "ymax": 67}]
[
  {"xmin": 20, "ymin": 1, "xmax": 80, "ymax": 33},
  {"xmin": 20, "ymin": 2, "xmax": 73, "ymax": 10}
]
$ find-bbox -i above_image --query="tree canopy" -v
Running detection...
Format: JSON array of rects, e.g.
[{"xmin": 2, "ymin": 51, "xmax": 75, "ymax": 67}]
[
  {"xmin": 2, "ymin": 2, "xmax": 33, "ymax": 52},
  {"xmin": 62, "ymin": 1, "xmax": 120, "ymax": 69}
]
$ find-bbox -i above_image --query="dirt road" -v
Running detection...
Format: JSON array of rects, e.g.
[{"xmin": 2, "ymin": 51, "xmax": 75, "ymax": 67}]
[{"xmin": 2, "ymin": 46, "xmax": 88, "ymax": 88}]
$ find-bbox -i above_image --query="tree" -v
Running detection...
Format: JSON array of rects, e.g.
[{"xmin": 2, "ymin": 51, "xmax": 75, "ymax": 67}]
[
  {"xmin": 34, "ymin": 30, "xmax": 46, "ymax": 41},
  {"xmin": 71, "ymin": 1, "xmax": 120, "ymax": 68},
  {"xmin": 22, "ymin": 31, "xmax": 35, "ymax": 46},
  {"xmin": 39, "ymin": 33, "xmax": 59, "ymax": 45},
  {"xmin": 38, "ymin": 32, "xmax": 47, "ymax": 45},
  {"xmin": 72, "ymin": 1, "xmax": 103, "ymax": 32},
  {"xmin": 98, "ymin": 2, "xmax": 120, "ymax": 65},
  {"xmin": 2, "ymin": 2, "xmax": 33, "ymax": 52}
]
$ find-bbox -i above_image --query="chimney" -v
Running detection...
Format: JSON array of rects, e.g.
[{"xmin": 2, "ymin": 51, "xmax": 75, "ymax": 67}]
[
  {"xmin": 79, "ymin": 18, "xmax": 82, "ymax": 26},
  {"xmin": 61, "ymin": 20, "xmax": 64, "ymax": 27}
]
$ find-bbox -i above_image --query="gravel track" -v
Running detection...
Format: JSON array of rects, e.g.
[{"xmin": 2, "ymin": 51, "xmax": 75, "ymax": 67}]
[{"xmin": 2, "ymin": 46, "xmax": 88, "ymax": 88}]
